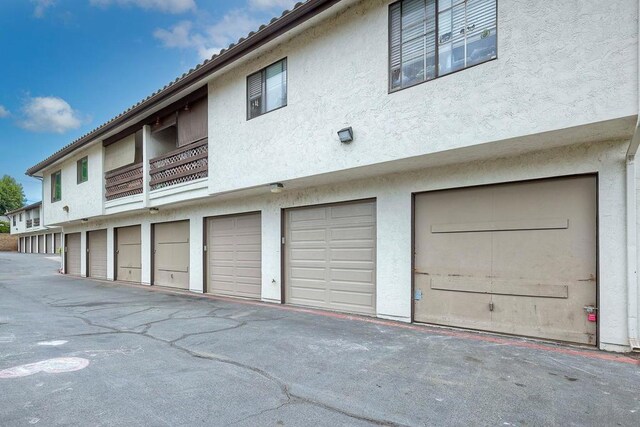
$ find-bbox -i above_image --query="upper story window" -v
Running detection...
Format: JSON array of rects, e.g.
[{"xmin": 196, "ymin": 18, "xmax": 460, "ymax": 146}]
[
  {"xmin": 389, "ymin": 0, "xmax": 497, "ymax": 91},
  {"xmin": 19, "ymin": 213, "xmax": 22, "ymax": 221},
  {"xmin": 12, "ymin": 216, "xmax": 15, "ymax": 226},
  {"xmin": 247, "ymin": 59, "xmax": 287, "ymax": 120},
  {"xmin": 77, "ymin": 156, "xmax": 88, "ymax": 184},
  {"xmin": 51, "ymin": 170, "xmax": 62, "ymax": 202}
]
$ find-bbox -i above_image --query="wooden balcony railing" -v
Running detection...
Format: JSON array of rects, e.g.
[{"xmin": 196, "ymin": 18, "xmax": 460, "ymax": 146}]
[
  {"xmin": 149, "ymin": 139, "xmax": 208, "ymax": 191},
  {"xmin": 33, "ymin": 218, "xmax": 40, "ymax": 227},
  {"xmin": 26, "ymin": 219, "xmax": 33, "ymax": 228},
  {"xmin": 105, "ymin": 163, "xmax": 144, "ymax": 201}
]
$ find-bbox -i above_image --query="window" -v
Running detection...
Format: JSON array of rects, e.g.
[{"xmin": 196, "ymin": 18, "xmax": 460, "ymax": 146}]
[
  {"xmin": 389, "ymin": 0, "xmax": 497, "ymax": 91},
  {"xmin": 51, "ymin": 170, "xmax": 62, "ymax": 202},
  {"xmin": 12, "ymin": 216, "xmax": 15, "ymax": 226},
  {"xmin": 77, "ymin": 157, "xmax": 88, "ymax": 184},
  {"xmin": 247, "ymin": 59, "xmax": 287, "ymax": 119},
  {"xmin": 19, "ymin": 213, "xmax": 22, "ymax": 222}
]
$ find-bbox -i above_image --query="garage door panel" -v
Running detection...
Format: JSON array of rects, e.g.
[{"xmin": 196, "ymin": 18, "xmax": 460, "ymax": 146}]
[
  {"xmin": 331, "ymin": 268, "xmax": 374, "ymax": 283},
  {"xmin": 154, "ymin": 221, "xmax": 190, "ymax": 289},
  {"xmin": 236, "ymin": 250, "xmax": 261, "ymax": 262},
  {"xmin": 154, "ymin": 271, "xmax": 189, "ymax": 289},
  {"xmin": 88, "ymin": 230, "xmax": 108, "ymax": 279},
  {"xmin": 330, "ymin": 248, "xmax": 374, "ymax": 262},
  {"xmin": 156, "ymin": 243, "xmax": 189, "ymax": 272},
  {"xmin": 330, "ymin": 226, "xmax": 374, "ymax": 241},
  {"xmin": 65, "ymin": 233, "xmax": 81, "ymax": 276},
  {"xmin": 118, "ymin": 245, "xmax": 141, "ymax": 269},
  {"xmin": 418, "ymin": 274, "xmax": 492, "ymax": 327},
  {"xmin": 491, "ymin": 294, "xmax": 594, "ymax": 344},
  {"xmin": 290, "ymin": 285, "xmax": 326, "ymax": 301},
  {"xmin": 418, "ymin": 233, "xmax": 492, "ymax": 277},
  {"xmin": 330, "ymin": 290, "xmax": 375, "ymax": 307},
  {"xmin": 414, "ymin": 177, "xmax": 597, "ymax": 345},
  {"xmin": 285, "ymin": 201, "xmax": 376, "ymax": 316},
  {"xmin": 291, "ymin": 229, "xmax": 326, "ymax": 243},
  {"xmin": 207, "ymin": 213, "xmax": 262, "ymax": 300},
  {"xmin": 291, "ymin": 266, "xmax": 325, "ymax": 280},
  {"xmin": 290, "ymin": 207, "xmax": 327, "ymax": 223},
  {"xmin": 290, "ymin": 248, "xmax": 326, "ymax": 261},
  {"xmin": 54, "ymin": 234, "xmax": 61, "ymax": 253},
  {"xmin": 116, "ymin": 226, "xmax": 141, "ymax": 283}
]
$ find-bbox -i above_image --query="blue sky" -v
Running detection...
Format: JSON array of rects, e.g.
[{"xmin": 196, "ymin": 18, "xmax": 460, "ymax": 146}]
[{"xmin": 0, "ymin": 0, "xmax": 296, "ymax": 204}]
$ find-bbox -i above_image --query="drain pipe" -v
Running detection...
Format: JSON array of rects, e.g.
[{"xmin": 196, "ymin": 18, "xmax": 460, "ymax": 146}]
[{"xmin": 627, "ymin": 130, "xmax": 640, "ymax": 351}]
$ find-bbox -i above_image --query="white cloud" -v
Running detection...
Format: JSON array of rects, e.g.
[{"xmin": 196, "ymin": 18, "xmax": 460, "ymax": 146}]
[
  {"xmin": 32, "ymin": 0, "xmax": 55, "ymax": 18},
  {"xmin": 18, "ymin": 97, "xmax": 83, "ymax": 134},
  {"xmin": 154, "ymin": 10, "xmax": 261, "ymax": 60},
  {"xmin": 248, "ymin": 0, "xmax": 297, "ymax": 10},
  {"xmin": 90, "ymin": 0, "xmax": 196, "ymax": 14},
  {"xmin": 0, "ymin": 106, "xmax": 9, "ymax": 118}
]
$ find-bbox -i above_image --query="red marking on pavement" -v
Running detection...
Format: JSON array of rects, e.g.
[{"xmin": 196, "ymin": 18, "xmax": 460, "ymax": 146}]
[{"xmin": 65, "ymin": 273, "xmax": 640, "ymax": 366}]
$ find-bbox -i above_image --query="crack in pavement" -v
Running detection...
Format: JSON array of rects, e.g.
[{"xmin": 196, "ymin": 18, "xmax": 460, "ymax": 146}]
[{"xmin": 57, "ymin": 311, "xmax": 405, "ymax": 426}]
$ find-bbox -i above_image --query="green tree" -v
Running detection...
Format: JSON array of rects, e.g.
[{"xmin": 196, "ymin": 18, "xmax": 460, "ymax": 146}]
[{"xmin": 0, "ymin": 175, "xmax": 26, "ymax": 214}]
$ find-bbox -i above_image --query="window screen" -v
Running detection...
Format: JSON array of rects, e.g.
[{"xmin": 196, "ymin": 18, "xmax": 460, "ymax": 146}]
[
  {"xmin": 390, "ymin": 0, "xmax": 496, "ymax": 91},
  {"xmin": 247, "ymin": 59, "xmax": 287, "ymax": 119}
]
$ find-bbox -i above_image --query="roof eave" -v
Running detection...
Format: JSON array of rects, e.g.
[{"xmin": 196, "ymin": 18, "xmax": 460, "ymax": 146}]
[{"xmin": 25, "ymin": 0, "xmax": 342, "ymax": 177}]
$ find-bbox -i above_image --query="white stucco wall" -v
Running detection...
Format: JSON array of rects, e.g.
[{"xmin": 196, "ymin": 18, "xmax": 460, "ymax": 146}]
[
  {"xmin": 43, "ymin": 143, "xmax": 104, "ymax": 225},
  {"xmin": 206, "ymin": 0, "xmax": 638, "ymax": 195},
  {"xmin": 61, "ymin": 139, "xmax": 630, "ymax": 350}
]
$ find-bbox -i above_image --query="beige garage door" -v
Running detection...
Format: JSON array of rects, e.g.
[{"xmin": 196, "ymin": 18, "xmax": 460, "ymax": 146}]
[
  {"xmin": 65, "ymin": 233, "xmax": 81, "ymax": 276},
  {"xmin": 154, "ymin": 221, "xmax": 189, "ymax": 289},
  {"xmin": 46, "ymin": 234, "xmax": 53, "ymax": 254},
  {"xmin": 38, "ymin": 235, "xmax": 45, "ymax": 254},
  {"xmin": 116, "ymin": 226, "xmax": 141, "ymax": 283},
  {"xmin": 206, "ymin": 213, "xmax": 261, "ymax": 299},
  {"xmin": 414, "ymin": 176, "xmax": 597, "ymax": 345},
  {"xmin": 29, "ymin": 236, "xmax": 34, "ymax": 253},
  {"xmin": 88, "ymin": 230, "xmax": 108, "ymax": 279},
  {"xmin": 54, "ymin": 233, "xmax": 61, "ymax": 253},
  {"xmin": 285, "ymin": 200, "xmax": 376, "ymax": 315}
]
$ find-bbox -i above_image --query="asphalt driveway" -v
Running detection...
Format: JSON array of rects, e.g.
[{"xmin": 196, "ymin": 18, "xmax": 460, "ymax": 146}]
[{"xmin": 0, "ymin": 252, "xmax": 639, "ymax": 426}]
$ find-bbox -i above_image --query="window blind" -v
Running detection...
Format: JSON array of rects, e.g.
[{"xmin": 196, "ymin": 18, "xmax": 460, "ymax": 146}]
[{"xmin": 177, "ymin": 97, "xmax": 208, "ymax": 147}]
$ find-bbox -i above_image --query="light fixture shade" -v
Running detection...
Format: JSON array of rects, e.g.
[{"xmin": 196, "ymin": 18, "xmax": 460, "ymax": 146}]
[
  {"xmin": 338, "ymin": 127, "xmax": 354, "ymax": 143},
  {"xmin": 149, "ymin": 208, "xmax": 159, "ymax": 215},
  {"xmin": 270, "ymin": 183, "xmax": 284, "ymax": 193}
]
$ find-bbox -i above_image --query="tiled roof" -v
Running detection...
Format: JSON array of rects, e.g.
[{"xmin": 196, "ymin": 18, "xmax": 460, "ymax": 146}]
[
  {"xmin": 26, "ymin": 0, "xmax": 340, "ymax": 176},
  {"xmin": 5, "ymin": 201, "xmax": 42, "ymax": 216}
]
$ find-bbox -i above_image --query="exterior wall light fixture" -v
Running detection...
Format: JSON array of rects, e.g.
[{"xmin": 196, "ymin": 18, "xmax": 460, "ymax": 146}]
[
  {"xmin": 81, "ymin": 218, "xmax": 89, "ymax": 223},
  {"xmin": 270, "ymin": 183, "xmax": 284, "ymax": 194},
  {"xmin": 338, "ymin": 127, "xmax": 354, "ymax": 143},
  {"xmin": 149, "ymin": 208, "xmax": 160, "ymax": 215}
]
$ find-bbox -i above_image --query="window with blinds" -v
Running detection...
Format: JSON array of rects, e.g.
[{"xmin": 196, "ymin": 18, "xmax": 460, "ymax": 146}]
[
  {"xmin": 247, "ymin": 58, "xmax": 287, "ymax": 120},
  {"xmin": 389, "ymin": 0, "xmax": 496, "ymax": 91}
]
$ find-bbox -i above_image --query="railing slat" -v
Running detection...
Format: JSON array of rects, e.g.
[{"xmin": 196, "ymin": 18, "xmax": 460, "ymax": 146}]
[
  {"xmin": 149, "ymin": 140, "xmax": 208, "ymax": 191},
  {"xmin": 105, "ymin": 163, "xmax": 144, "ymax": 201}
]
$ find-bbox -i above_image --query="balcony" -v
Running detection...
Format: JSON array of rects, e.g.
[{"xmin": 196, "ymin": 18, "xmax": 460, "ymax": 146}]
[
  {"xmin": 26, "ymin": 219, "xmax": 32, "ymax": 228},
  {"xmin": 105, "ymin": 163, "xmax": 144, "ymax": 201},
  {"xmin": 33, "ymin": 218, "xmax": 40, "ymax": 227},
  {"xmin": 149, "ymin": 139, "xmax": 208, "ymax": 191}
]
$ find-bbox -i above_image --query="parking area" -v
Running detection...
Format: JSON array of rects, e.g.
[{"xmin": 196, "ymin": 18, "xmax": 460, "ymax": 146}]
[{"xmin": 0, "ymin": 252, "xmax": 639, "ymax": 426}]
